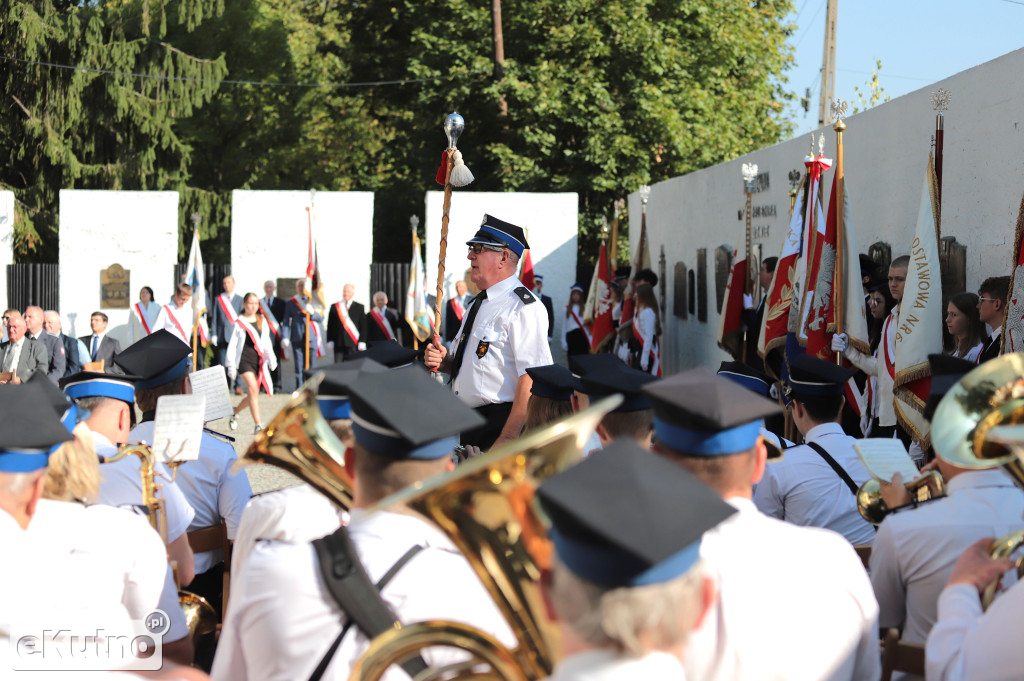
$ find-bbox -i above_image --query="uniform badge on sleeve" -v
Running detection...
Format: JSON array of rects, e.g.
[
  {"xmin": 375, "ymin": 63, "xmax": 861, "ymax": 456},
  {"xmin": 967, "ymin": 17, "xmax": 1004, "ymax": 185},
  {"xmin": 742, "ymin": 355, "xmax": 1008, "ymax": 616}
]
[{"xmin": 476, "ymin": 340, "xmax": 490, "ymax": 359}]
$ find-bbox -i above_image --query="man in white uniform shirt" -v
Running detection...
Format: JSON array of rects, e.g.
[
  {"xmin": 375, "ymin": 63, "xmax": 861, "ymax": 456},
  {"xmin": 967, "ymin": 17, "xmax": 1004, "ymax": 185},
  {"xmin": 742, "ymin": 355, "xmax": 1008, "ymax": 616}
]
[
  {"xmin": 753, "ymin": 355, "xmax": 876, "ymax": 545},
  {"xmin": 424, "ymin": 214, "xmax": 552, "ymax": 450},
  {"xmin": 213, "ymin": 367, "xmax": 513, "ymax": 681},
  {"xmin": 537, "ymin": 439, "xmax": 730, "ymax": 681},
  {"xmin": 646, "ymin": 367, "xmax": 881, "ymax": 681},
  {"xmin": 59, "ymin": 371, "xmax": 197, "ymax": 588}
]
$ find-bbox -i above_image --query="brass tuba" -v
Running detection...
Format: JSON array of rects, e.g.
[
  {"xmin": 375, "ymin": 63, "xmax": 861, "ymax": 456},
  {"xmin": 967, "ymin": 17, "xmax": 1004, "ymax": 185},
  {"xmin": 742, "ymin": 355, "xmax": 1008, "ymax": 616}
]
[
  {"xmin": 932, "ymin": 353, "xmax": 1024, "ymax": 609},
  {"xmin": 349, "ymin": 395, "xmax": 621, "ymax": 681},
  {"xmin": 856, "ymin": 471, "xmax": 945, "ymax": 526},
  {"xmin": 235, "ymin": 374, "xmax": 354, "ymax": 511}
]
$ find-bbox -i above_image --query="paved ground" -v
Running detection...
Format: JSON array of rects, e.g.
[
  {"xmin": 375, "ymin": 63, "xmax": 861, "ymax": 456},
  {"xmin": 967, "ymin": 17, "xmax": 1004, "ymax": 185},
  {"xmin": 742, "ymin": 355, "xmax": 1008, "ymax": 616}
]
[{"xmin": 209, "ymin": 391, "xmax": 302, "ymax": 494}]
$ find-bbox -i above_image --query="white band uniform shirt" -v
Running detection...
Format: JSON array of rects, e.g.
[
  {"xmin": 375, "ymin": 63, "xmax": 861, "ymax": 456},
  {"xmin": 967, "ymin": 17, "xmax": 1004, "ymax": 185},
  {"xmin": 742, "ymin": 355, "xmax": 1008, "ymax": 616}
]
[
  {"xmin": 132, "ymin": 421, "xmax": 252, "ymax": 575},
  {"xmin": 752, "ymin": 422, "xmax": 876, "ymax": 545},
  {"xmin": 212, "ymin": 510, "xmax": 514, "ymax": 681},
  {"xmin": 545, "ymin": 649, "xmax": 685, "ymax": 681},
  {"xmin": 449, "ymin": 275, "xmax": 552, "ymax": 407},
  {"xmin": 28, "ymin": 498, "xmax": 191, "ymax": 644},
  {"xmin": 870, "ymin": 468, "xmax": 1024, "ymax": 647},
  {"xmin": 89, "ymin": 429, "xmax": 196, "ymax": 545},
  {"xmin": 685, "ymin": 497, "xmax": 881, "ymax": 681},
  {"xmin": 926, "ymin": 575, "xmax": 1024, "ymax": 681}
]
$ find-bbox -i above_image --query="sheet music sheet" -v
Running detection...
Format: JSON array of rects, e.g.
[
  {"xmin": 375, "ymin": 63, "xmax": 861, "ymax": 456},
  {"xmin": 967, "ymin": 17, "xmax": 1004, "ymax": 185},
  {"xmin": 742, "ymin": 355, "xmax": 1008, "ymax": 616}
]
[
  {"xmin": 188, "ymin": 365, "xmax": 233, "ymax": 422},
  {"xmin": 853, "ymin": 438, "xmax": 920, "ymax": 483},
  {"xmin": 152, "ymin": 395, "xmax": 206, "ymax": 463}
]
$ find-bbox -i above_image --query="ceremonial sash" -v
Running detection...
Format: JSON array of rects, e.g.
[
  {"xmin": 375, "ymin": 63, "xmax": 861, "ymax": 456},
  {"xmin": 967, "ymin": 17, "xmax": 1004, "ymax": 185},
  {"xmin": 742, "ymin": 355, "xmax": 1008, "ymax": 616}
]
[
  {"xmin": 569, "ymin": 306, "xmax": 592, "ymax": 345},
  {"xmin": 258, "ymin": 300, "xmax": 280, "ymax": 339},
  {"xmin": 163, "ymin": 304, "xmax": 189, "ymax": 343},
  {"xmin": 882, "ymin": 314, "xmax": 896, "ymax": 381},
  {"xmin": 632, "ymin": 316, "xmax": 661, "ymax": 377},
  {"xmin": 370, "ymin": 308, "xmax": 394, "ymax": 340},
  {"xmin": 217, "ymin": 294, "xmax": 239, "ymax": 326},
  {"xmin": 235, "ymin": 318, "xmax": 274, "ymax": 397},
  {"xmin": 335, "ymin": 302, "xmax": 360, "ymax": 345},
  {"xmin": 450, "ymin": 297, "xmax": 465, "ymax": 321},
  {"xmin": 134, "ymin": 303, "xmax": 153, "ymax": 336},
  {"xmin": 291, "ymin": 296, "xmax": 325, "ymax": 358}
]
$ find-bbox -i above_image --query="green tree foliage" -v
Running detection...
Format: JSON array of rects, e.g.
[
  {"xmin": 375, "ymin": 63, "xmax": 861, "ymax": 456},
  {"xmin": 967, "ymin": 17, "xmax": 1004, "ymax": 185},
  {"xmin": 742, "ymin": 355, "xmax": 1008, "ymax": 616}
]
[
  {"xmin": 851, "ymin": 59, "xmax": 891, "ymax": 114},
  {"xmin": 0, "ymin": 0, "xmax": 226, "ymax": 261}
]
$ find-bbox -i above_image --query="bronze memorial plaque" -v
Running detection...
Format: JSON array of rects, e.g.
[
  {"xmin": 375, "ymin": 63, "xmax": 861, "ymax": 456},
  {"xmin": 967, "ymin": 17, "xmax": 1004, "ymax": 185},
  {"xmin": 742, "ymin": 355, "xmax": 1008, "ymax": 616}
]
[{"xmin": 100, "ymin": 263, "xmax": 131, "ymax": 309}]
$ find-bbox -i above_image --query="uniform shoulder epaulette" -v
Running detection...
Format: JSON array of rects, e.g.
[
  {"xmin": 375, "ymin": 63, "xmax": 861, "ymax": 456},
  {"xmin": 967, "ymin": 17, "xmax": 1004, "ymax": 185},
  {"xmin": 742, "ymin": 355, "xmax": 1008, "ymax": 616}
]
[{"xmin": 513, "ymin": 287, "xmax": 537, "ymax": 304}]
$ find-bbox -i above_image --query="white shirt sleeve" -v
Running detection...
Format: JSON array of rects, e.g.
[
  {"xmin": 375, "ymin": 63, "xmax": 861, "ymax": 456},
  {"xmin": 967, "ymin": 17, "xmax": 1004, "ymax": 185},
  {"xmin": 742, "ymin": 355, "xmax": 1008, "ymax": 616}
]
[
  {"xmin": 751, "ymin": 463, "xmax": 786, "ymax": 519},
  {"xmin": 158, "ymin": 464, "xmax": 196, "ymax": 543},
  {"xmin": 218, "ymin": 459, "xmax": 253, "ymax": 541}
]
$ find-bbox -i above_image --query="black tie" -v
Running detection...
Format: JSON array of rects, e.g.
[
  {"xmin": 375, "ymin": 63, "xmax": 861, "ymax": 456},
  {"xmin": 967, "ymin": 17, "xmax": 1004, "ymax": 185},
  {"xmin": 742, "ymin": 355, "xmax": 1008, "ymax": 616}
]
[{"xmin": 450, "ymin": 291, "xmax": 487, "ymax": 382}]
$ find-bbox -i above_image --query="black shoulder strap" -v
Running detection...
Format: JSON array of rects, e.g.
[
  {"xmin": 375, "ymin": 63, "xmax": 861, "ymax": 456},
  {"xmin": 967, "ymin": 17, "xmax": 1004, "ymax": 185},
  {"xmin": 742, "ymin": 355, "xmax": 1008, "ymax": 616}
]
[
  {"xmin": 309, "ymin": 527, "xmax": 428, "ymax": 681},
  {"xmin": 806, "ymin": 442, "xmax": 859, "ymax": 496},
  {"xmin": 513, "ymin": 286, "xmax": 537, "ymax": 304}
]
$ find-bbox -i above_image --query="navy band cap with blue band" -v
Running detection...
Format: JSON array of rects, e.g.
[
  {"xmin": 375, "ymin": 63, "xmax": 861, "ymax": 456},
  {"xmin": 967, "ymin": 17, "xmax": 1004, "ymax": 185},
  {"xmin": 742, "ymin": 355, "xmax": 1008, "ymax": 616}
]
[
  {"xmin": 60, "ymin": 373, "xmax": 137, "ymax": 405},
  {"xmin": 111, "ymin": 329, "xmax": 192, "ymax": 388},
  {"xmin": 0, "ymin": 382, "xmax": 75, "ymax": 460},
  {"xmin": 785, "ymin": 355, "xmax": 855, "ymax": 399},
  {"xmin": 466, "ymin": 214, "xmax": 529, "ymax": 258}
]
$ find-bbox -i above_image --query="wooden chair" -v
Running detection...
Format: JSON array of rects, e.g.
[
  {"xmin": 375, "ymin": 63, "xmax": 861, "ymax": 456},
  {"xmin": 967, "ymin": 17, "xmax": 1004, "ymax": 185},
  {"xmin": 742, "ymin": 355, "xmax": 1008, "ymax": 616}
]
[
  {"xmin": 854, "ymin": 544, "xmax": 872, "ymax": 570},
  {"xmin": 186, "ymin": 521, "xmax": 232, "ymax": 615},
  {"xmin": 880, "ymin": 628, "xmax": 925, "ymax": 681}
]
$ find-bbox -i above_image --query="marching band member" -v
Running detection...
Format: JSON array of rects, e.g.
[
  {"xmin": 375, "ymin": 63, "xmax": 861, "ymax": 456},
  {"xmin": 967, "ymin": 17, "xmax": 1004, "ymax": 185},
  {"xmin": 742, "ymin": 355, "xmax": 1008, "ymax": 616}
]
[
  {"xmin": 644, "ymin": 367, "xmax": 881, "ymax": 681},
  {"xmin": 226, "ymin": 292, "xmax": 278, "ymax": 433}
]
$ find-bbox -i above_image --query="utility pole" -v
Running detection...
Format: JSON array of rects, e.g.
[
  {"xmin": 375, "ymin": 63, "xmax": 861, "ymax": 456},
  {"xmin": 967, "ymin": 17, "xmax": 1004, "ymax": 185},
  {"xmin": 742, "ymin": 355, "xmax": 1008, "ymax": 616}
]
[
  {"xmin": 818, "ymin": 0, "xmax": 838, "ymax": 127},
  {"xmin": 491, "ymin": 0, "xmax": 508, "ymax": 117}
]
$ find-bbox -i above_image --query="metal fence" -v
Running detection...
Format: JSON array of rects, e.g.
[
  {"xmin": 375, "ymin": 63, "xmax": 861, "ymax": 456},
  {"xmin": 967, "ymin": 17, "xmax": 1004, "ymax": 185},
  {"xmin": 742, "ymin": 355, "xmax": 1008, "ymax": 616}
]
[
  {"xmin": 6, "ymin": 264, "xmax": 59, "ymax": 312},
  {"xmin": 172, "ymin": 263, "xmax": 234, "ymax": 301},
  {"xmin": 370, "ymin": 263, "xmax": 411, "ymax": 315}
]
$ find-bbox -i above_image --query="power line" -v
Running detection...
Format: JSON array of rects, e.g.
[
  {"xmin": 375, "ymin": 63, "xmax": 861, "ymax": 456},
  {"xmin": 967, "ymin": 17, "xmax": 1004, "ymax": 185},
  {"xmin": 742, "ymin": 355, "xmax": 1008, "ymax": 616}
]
[
  {"xmin": 836, "ymin": 67, "xmax": 933, "ymax": 82},
  {"xmin": 793, "ymin": 0, "xmax": 826, "ymax": 49},
  {"xmin": 0, "ymin": 53, "xmax": 485, "ymax": 89}
]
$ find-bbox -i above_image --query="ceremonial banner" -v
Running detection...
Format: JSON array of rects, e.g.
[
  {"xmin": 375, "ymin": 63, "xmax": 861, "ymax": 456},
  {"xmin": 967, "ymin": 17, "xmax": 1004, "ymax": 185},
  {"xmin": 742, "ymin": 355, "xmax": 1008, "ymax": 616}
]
[
  {"xmin": 405, "ymin": 231, "xmax": 433, "ymax": 343},
  {"xmin": 894, "ymin": 158, "xmax": 943, "ymax": 449},
  {"xmin": 590, "ymin": 241, "xmax": 615, "ymax": 351},
  {"xmin": 519, "ymin": 246, "xmax": 536, "ymax": 292},
  {"xmin": 716, "ymin": 234, "xmax": 747, "ymax": 359},
  {"xmin": 1001, "ymin": 189, "xmax": 1024, "ymax": 353},
  {"xmin": 758, "ymin": 173, "xmax": 805, "ymax": 365},
  {"xmin": 185, "ymin": 229, "xmax": 209, "ymax": 345},
  {"xmin": 303, "ymin": 202, "xmax": 326, "ymax": 359},
  {"xmin": 797, "ymin": 153, "xmax": 833, "ymax": 348}
]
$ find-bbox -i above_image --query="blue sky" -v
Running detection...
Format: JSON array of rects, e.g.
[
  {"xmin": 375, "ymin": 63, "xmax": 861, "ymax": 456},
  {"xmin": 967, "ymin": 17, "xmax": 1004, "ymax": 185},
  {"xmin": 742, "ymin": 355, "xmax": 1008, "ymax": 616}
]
[{"xmin": 781, "ymin": 0, "xmax": 1024, "ymax": 140}]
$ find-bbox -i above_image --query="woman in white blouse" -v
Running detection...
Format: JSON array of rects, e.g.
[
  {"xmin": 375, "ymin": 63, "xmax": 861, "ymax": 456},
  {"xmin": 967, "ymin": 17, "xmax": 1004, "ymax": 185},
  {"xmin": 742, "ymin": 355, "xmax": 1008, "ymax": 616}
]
[
  {"xmin": 129, "ymin": 286, "xmax": 161, "ymax": 344},
  {"xmin": 561, "ymin": 284, "xmax": 590, "ymax": 356},
  {"xmin": 226, "ymin": 293, "xmax": 278, "ymax": 433},
  {"xmin": 945, "ymin": 292, "xmax": 985, "ymax": 362}
]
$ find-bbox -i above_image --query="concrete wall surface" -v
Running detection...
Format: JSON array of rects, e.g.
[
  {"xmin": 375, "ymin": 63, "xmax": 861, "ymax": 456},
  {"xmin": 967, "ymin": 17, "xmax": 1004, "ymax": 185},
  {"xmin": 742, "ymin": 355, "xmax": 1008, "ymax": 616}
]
[
  {"xmin": 0, "ymin": 191, "xmax": 12, "ymax": 313},
  {"xmin": 632, "ymin": 47, "xmax": 1024, "ymax": 375},
  {"xmin": 59, "ymin": 190, "xmax": 179, "ymax": 342},
  {"xmin": 231, "ymin": 190, "xmax": 374, "ymax": 307},
  {"xmin": 424, "ymin": 191, "xmax": 579, "ymax": 344}
]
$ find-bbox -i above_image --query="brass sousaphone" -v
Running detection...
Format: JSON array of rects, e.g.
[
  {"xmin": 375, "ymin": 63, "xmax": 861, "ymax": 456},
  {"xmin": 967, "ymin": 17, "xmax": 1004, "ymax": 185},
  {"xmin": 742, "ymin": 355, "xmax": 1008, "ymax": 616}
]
[
  {"xmin": 932, "ymin": 352, "xmax": 1024, "ymax": 608},
  {"xmin": 349, "ymin": 396, "xmax": 622, "ymax": 681}
]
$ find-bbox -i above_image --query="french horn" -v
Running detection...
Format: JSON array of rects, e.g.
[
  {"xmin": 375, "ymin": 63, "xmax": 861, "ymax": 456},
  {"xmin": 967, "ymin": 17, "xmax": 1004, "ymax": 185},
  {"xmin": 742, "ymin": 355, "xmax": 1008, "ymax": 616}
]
[
  {"xmin": 932, "ymin": 353, "xmax": 1024, "ymax": 609},
  {"xmin": 235, "ymin": 374, "xmax": 354, "ymax": 511},
  {"xmin": 349, "ymin": 395, "xmax": 622, "ymax": 681}
]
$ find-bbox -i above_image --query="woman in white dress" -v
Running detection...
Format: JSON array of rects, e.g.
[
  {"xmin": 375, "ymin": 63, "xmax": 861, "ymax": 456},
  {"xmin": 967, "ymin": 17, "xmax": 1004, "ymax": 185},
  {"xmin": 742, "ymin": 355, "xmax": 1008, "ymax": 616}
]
[
  {"xmin": 631, "ymin": 283, "xmax": 662, "ymax": 375},
  {"xmin": 129, "ymin": 286, "xmax": 161, "ymax": 344},
  {"xmin": 561, "ymin": 284, "xmax": 590, "ymax": 356},
  {"xmin": 227, "ymin": 293, "xmax": 278, "ymax": 433},
  {"xmin": 945, "ymin": 292, "xmax": 985, "ymax": 362}
]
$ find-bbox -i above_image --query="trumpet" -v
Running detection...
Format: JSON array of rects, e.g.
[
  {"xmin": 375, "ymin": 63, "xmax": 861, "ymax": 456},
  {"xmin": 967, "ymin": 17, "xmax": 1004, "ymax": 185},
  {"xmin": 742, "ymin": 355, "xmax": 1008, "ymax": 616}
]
[
  {"xmin": 932, "ymin": 353, "xmax": 1024, "ymax": 609},
  {"xmin": 235, "ymin": 374, "xmax": 354, "ymax": 511},
  {"xmin": 350, "ymin": 395, "xmax": 621, "ymax": 681},
  {"xmin": 856, "ymin": 471, "xmax": 945, "ymax": 526}
]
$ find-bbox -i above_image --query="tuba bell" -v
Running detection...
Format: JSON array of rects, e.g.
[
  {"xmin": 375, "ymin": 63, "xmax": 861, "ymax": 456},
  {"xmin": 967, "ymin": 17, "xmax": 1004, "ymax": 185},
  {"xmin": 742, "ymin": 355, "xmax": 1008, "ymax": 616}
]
[
  {"xmin": 349, "ymin": 396, "xmax": 622, "ymax": 681},
  {"xmin": 235, "ymin": 374, "xmax": 354, "ymax": 511},
  {"xmin": 856, "ymin": 471, "xmax": 945, "ymax": 526},
  {"xmin": 932, "ymin": 353, "xmax": 1024, "ymax": 608}
]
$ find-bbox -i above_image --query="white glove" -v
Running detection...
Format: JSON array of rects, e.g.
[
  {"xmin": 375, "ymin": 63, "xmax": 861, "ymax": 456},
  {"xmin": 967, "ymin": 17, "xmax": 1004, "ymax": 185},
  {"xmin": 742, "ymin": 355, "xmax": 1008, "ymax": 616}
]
[
  {"xmin": 743, "ymin": 293, "xmax": 754, "ymax": 309},
  {"xmin": 561, "ymin": 340, "xmax": 568, "ymax": 352},
  {"xmin": 641, "ymin": 358, "xmax": 649, "ymax": 372},
  {"xmin": 282, "ymin": 338, "xmax": 292, "ymax": 351},
  {"xmin": 357, "ymin": 342, "xmax": 366, "ymax": 351},
  {"xmin": 616, "ymin": 344, "xmax": 630, "ymax": 363},
  {"xmin": 227, "ymin": 368, "xmax": 237, "ymax": 381},
  {"xmin": 831, "ymin": 333, "xmax": 849, "ymax": 353},
  {"xmin": 211, "ymin": 335, "xmax": 218, "ymax": 346},
  {"xmin": 305, "ymin": 303, "xmax": 315, "ymax": 314}
]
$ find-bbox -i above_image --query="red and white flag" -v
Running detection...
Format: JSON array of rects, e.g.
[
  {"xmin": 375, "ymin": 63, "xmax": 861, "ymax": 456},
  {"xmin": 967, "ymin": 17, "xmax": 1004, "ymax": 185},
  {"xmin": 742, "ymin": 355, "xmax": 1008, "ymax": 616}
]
[
  {"xmin": 1002, "ymin": 189, "xmax": 1024, "ymax": 353},
  {"xmin": 716, "ymin": 239, "xmax": 748, "ymax": 358},
  {"xmin": 894, "ymin": 156, "xmax": 943, "ymax": 449},
  {"xmin": 758, "ymin": 173, "xmax": 805, "ymax": 366},
  {"xmin": 590, "ymin": 241, "xmax": 615, "ymax": 351},
  {"xmin": 519, "ymin": 247, "xmax": 535, "ymax": 292}
]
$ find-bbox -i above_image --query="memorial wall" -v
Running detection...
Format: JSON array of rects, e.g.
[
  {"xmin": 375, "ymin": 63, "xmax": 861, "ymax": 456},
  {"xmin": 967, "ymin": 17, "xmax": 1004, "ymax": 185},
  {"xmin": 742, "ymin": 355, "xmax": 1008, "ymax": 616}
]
[
  {"xmin": 633, "ymin": 47, "xmax": 1024, "ymax": 375},
  {"xmin": 0, "ymin": 191, "xmax": 12, "ymax": 312}
]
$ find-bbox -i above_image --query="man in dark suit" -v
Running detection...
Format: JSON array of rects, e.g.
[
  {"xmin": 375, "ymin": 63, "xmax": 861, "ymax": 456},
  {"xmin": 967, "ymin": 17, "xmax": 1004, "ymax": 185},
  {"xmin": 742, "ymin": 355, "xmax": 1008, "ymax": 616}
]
[
  {"xmin": 366, "ymin": 291, "xmax": 403, "ymax": 345},
  {"xmin": 977, "ymin": 275, "xmax": 1011, "ymax": 363},
  {"xmin": 24, "ymin": 306, "xmax": 65, "ymax": 383},
  {"xmin": 533, "ymin": 274, "xmax": 554, "ymax": 342},
  {"xmin": 212, "ymin": 275, "xmax": 243, "ymax": 391},
  {"xmin": 445, "ymin": 279, "xmax": 472, "ymax": 341},
  {"xmin": 282, "ymin": 279, "xmax": 325, "ymax": 387},
  {"xmin": 0, "ymin": 314, "xmax": 47, "ymax": 383},
  {"xmin": 326, "ymin": 283, "xmax": 367, "ymax": 362},
  {"xmin": 80, "ymin": 311, "xmax": 122, "ymax": 369},
  {"xmin": 43, "ymin": 310, "xmax": 82, "ymax": 377},
  {"xmin": 262, "ymin": 279, "xmax": 288, "ymax": 392},
  {"xmin": 740, "ymin": 257, "xmax": 777, "ymax": 373}
]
